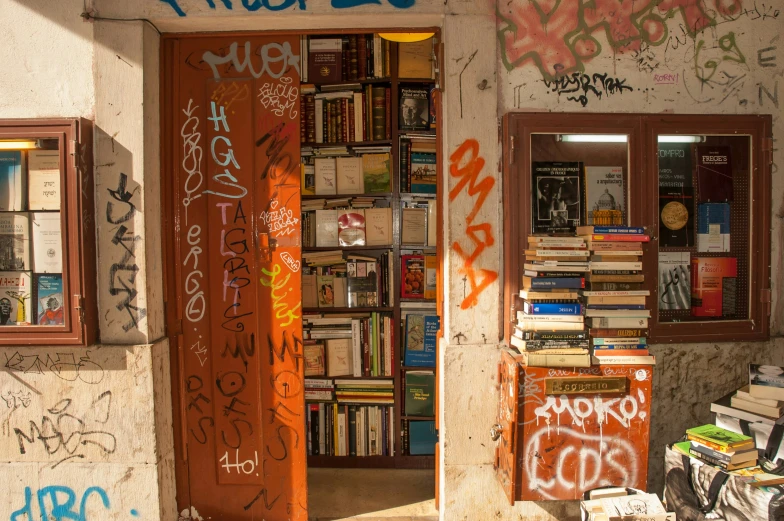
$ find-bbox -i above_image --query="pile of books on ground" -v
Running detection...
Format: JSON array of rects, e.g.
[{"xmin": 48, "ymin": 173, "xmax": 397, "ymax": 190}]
[
  {"xmin": 511, "ymin": 235, "xmax": 590, "ymax": 367},
  {"xmin": 673, "ymin": 424, "xmax": 757, "ymax": 471},
  {"xmin": 580, "ymin": 487, "xmax": 673, "ymax": 521},
  {"xmin": 576, "ymin": 226, "xmax": 654, "ymax": 366}
]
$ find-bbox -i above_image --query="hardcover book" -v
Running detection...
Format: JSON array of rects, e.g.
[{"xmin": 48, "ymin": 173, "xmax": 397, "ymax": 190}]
[
  {"xmin": 317, "ymin": 275, "xmax": 335, "ymax": 307},
  {"xmin": 35, "ymin": 273, "xmax": 63, "ymax": 326},
  {"xmin": 314, "ymin": 157, "xmax": 337, "ymax": 195},
  {"xmin": 398, "ymin": 38, "xmax": 434, "ymax": 79},
  {"xmin": 696, "ymin": 145, "xmax": 733, "ymax": 202},
  {"xmin": 658, "ymin": 252, "xmax": 690, "ymax": 311},
  {"xmin": 304, "ymin": 341, "xmax": 326, "ymax": 377},
  {"xmin": 584, "ymin": 166, "xmax": 625, "ymax": 225},
  {"xmin": 685, "ymin": 424, "xmax": 753, "ymax": 451},
  {"xmin": 410, "ymin": 153, "xmax": 436, "ymax": 194},
  {"xmin": 659, "ymin": 187, "xmax": 694, "ymax": 247},
  {"xmin": 0, "ymin": 151, "xmax": 24, "ymax": 211},
  {"xmin": 326, "ymin": 338, "xmax": 353, "ymax": 377},
  {"xmin": 337, "ymin": 209, "xmax": 366, "ymax": 247},
  {"xmin": 314, "ymin": 209, "xmax": 339, "ymax": 247},
  {"xmin": 0, "ymin": 271, "xmax": 32, "ymax": 325},
  {"xmin": 309, "ymin": 38, "xmax": 342, "ymax": 84},
  {"xmin": 691, "ymin": 256, "xmax": 737, "ymax": 317},
  {"xmin": 401, "ymin": 255, "xmax": 425, "ymax": 299},
  {"xmin": 364, "ymin": 207, "xmax": 392, "ymax": 246},
  {"xmin": 336, "ymin": 156, "xmax": 363, "ymax": 194},
  {"xmin": 0, "ymin": 212, "xmax": 30, "ymax": 271},
  {"xmin": 28, "ymin": 150, "xmax": 60, "ymax": 210},
  {"xmin": 409, "ymin": 420, "xmax": 437, "ymax": 455},
  {"xmin": 399, "ymin": 87, "xmax": 430, "ymax": 131},
  {"xmin": 361, "ymin": 153, "xmax": 391, "ymax": 193},
  {"xmin": 532, "ymin": 161, "xmax": 585, "ymax": 234},
  {"xmin": 405, "ymin": 371, "xmax": 435, "ymax": 416},
  {"xmin": 403, "ymin": 314, "xmax": 438, "ymax": 367},
  {"xmin": 31, "ymin": 212, "xmax": 62, "ymax": 273},
  {"xmin": 697, "ymin": 202, "xmax": 730, "ymax": 252}
]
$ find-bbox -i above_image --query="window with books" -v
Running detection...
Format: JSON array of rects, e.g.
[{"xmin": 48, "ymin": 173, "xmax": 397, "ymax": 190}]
[
  {"xmin": 0, "ymin": 119, "xmax": 96, "ymax": 345},
  {"xmin": 503, "ymin": 113, "xmax": 770, "ymax": 347}
]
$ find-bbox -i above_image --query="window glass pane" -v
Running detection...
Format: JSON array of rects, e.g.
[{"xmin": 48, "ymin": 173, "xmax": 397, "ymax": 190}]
[
  {"xmin": 656, "ymin": 135, "xmax": 751, "ymax": 323},
  {"xmin": 0, "ymin": 138, "xmax": 64, "ymax": 326}
]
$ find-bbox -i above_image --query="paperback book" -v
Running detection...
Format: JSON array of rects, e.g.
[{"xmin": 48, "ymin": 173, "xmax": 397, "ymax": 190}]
[
  {"xmin": 691, "ymin": 256, "xmax": 737, "ymax": 317},
  {"xmin": 0, "ymin": 271, "xmax": 32, "ymax": 325},
  {"xmin": 658, "ymin": 252, "xmax": 690, "ymax": 311},
  {"xmin": 399, "ymin": 87, "xmax": 430, "ymax": 131},
  {"xmin": 532, "ymin": 161, "xmax": 585, "ymax": 234},
  {"xmin": 584, "ymin": 166, "xmax": 625, "ymax": 226},
  {"xmin": 35, "ymin": 273, "xmax": 63, "ymax": 326},
  {"xmin": 696, "ymin": 145, "xmax": 733, "ymax": 202},
  {"xmin": 0, "ymin": 212, "xmax": 30, "ymax": 271},
  {"xmin": 403, "ymin": 314, "xmax": 438, "ymax": 367},
  {"xmin": 659, "ymin": 187, "xmax": 694, "ymax": 247}
]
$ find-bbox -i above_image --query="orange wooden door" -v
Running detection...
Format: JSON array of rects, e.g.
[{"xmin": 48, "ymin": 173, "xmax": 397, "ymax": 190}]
[{"xmin": 163, "ymin": 34, "xmax": 306, "ymax": 520}]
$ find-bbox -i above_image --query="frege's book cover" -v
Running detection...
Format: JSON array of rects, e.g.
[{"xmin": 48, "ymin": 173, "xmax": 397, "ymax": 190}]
[
  {"xmin": 0, "ymin": 271, "xmax": 32, "ymax": 326},
  {"xmin": 659, "ymin": 187, "xmax": 694, "ymax": 247},
  {"xmin": 584, "ymin": 166, "xmax": 625, "ymax": 226},
  {"xmin": 696, "ymin": 145, "xmax": 733, "ymax": 202},
  {"xmin": 532, "ymin": 161, "xmax": 585, "ymax": 234},
  {"xmin": 691, "ymin": 256, "xmax": 737, "ymax": 317},
  {"xmin": 658, "ymin": 252, "xmax": 690, "ymax": 311},
  {"xmin": 0, "ymin": 212, "xmax": 30, "ymax": 271},
  {"xmin": 401, "ymin": 254, "xmax": 425, "ymax": 299},
  {"xmin": 35, "ymin": 273, "xmax": 63, "ymax": 326}
]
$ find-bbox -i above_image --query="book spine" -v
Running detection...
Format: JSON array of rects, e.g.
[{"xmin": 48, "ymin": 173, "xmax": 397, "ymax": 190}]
[
  {"xmin": 524, "ymin": 302, "xmax": 582, "ymax": 315},
  {"xmin": 686, "ymin": 434, "xmax": 733, "ymax": 452},
  {"xmin": 348, "ymin": 405, "xmax": 357, "ymax": 456},
  {"xmin": 362, "ymin": 318, "xmax": 370, "ymax": 377},
  {"xmin": 592, "ymin": 355, "xmax": 655, "ymax": 365},
  {"xmin": 589, "ymin": 328, "xmax": 648, "ymax": 337},
  {"xmin": 371, "ymin": 87, "xmax": 386, "ymax": 141},
  {"xmin": 593, "ymin": 348, "xmax": 649, "ymax": 356},
  {"xmin": 591, "ymin": 270, "xmax": 640, "ymax": 275},
  {"xmin": 526, "ymin": 278, "xmax": 585, "ymax": 289},
  {"xmin": 587, "ymin": 305, "xmax": 646, "ymax": 310},
  {"xmin": 341, "ymin": 37, "xmax": 349, "ymax": 81},
  {"xmin": 348, "ymin": 100, "xmax": 355, "ymax": 143},
  {"xmin": 306, "ymin": 95, "xmax": 316, "ymax": 143},
  {"xmin": 588, "ymin": 234, "xmax": 650, "ymax": 242},
  {"xmin": 358, "ymin": 34, "xmax": 367, "ymax": 80},
  {"xmin": 300, "ymin": 95, "xmax": 306, "ymax": 144},
  {"xmin": 348, "ymin": 35, "xmax": 358, "ymax": 81},
  {"xmin": 341, "ymin": 98, "xmax": 348, "ymax": 143},
  {"xmin": 590, "ymin": 227, "xmax": 645, "ymax": 234},
  {"xmin": 518, "ymin": 331, "xmax": 588, "ymax": 340},
  {"xmin": 690, "ymin": 443, "xmax": 732, "ymax": 463},
  {"xmin": 688, "ymin": 448, "xmax": 730, "ymax": 468},
  {"xmin": 385, "ymin": 87, "xmax": 391, "ymax": 139}
]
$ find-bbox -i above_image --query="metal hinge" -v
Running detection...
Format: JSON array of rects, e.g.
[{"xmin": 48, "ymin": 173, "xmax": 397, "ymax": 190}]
[
  {"xmin": 69, "ymin": 139, "xmax": 81, "ymax": 170},
  {"xmin": 509, "ymin": 135, "xmax": 516, "ymax": 165},
  {"xmin": 497, "ymin": 362, "xmax": 503, "ymax": 385},
  {"xmin": 73, "ymin": 294, "xmax": 85, "ymax": 325},
  {"xmin": 761, "ymin": 289, "xmax": 771, "ymax": 316}
]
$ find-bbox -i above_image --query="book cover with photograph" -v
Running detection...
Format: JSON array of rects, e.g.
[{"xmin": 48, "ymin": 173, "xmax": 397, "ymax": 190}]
[
  {"xmin": 35, "ymin": 273, "xmax": 63, "ymax": 326},
  {"xmin": 0, "ymin": 151, "xmax": 24, "ymax": 212},
  {"xmin": 410, "ymin": 152, "xmax": 436, "ymax": 194},
  {"xmin": 0, "ymin": 212, "xmax": 30, "ymax": 271},
  {"xmin": 658, "ymin": 143, "xmax": 692, "ymax": 188},
  {"xmin": 697, "ymin": 202, "xmax": 730, "ymax": 253},
  {"xmin": 532, "ymin": 162, "xmax": 585, "ymax": 234},
  {"xmin": 696, "ymin": 145, "xmax": 733, "ymax": 202},
  {"xmin": 584, "ymin": 166, "xmax": 625, "ymax": 225},
  {"xmin": 401, "ymin": 254, "xmax": 425, "ymax": 299},
  {"xmin": 658, "ymin": 252, "xmax": 690, "ymax": 311},
  {"xmin": 399, "ymin": 87, "xmax": 430, "ymax": 131},
  {"xmin": 404, "ymin": 314, "xmax": 438, "ymax": 367},
  {"xmin": 659, "ymin": 187, "xmax": 694, "ymax": 247},
  {"xmin": 317, "ymin": 275, "xmax": 335, "ymax": 308},
  {"xmin": 691, "ymin": 256, "xmax": 737, "ymax": 317},
  {"xmin": 0, "ymin": 271, "xmax": 32, "ymax": 326},
  {"xmin": 750, "ymin": 365, "xmax": 784, "ymax": 390}
]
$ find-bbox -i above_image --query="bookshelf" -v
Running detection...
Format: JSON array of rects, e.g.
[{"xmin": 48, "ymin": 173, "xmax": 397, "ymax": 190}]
[{"xmin": 300, "ymin": 32, "xmax": 438, "ymax": 469}]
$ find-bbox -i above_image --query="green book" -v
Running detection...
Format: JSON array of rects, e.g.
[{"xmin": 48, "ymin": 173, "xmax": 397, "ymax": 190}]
[
  {"xmin": 685, "ymin": 424, "xmax": 753, "ymax": 449},
  {"xmin": 405, "ymin": 371, "xmax": 435, "ymax": 417}
]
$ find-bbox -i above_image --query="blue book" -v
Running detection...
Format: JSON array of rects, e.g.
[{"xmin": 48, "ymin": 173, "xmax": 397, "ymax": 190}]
[
  {"xmin": 0, "ymin": 151, "xmax": 22, "ymax": 211},
  {"xmin": 593, "ymin": 344, "xmax": 648, "ymax": 350},
  {"xmin": 409, "ymin": 420, "xmax": 437, "ymax": 455},
  {"xmin": 697, "ymin": 203, "xmax": 730, "ymax": 252},
  {"xmin": 592, "ymin": 338, "xmax": 647, "ymax": 345},
  {"xmin": 586, "ymin": 304, "xmax": 646, "ymax": 310},
  {"xmin": 36, "ymin": 274, "xmax": 64, "ymax": 325},
  {"xmin": 590, "ymin": 226, "xmax": 645, "ymax": 234},
  {"xmin": 410, "ymin": 152, "xmax": 437, "ymax": 194},
  {"xmin": 523, "ymin": 302, "xmax": 581, "ymax": 315},
  {"xmin": 526, "ymin": 277, "xmax": 584, "ymax": 289},
  {"xmin": 404, "ymin": 314, "xmax": 439, "ymax": 367}
]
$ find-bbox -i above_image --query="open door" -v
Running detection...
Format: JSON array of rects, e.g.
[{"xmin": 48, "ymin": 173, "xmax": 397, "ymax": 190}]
[
  {"xmin": 163, "ymin": 34, "xmax": 306, "ymax": 520},
  {"xmin": 493, "ymin": 348, "xmax": 521, "ymax": 506}
]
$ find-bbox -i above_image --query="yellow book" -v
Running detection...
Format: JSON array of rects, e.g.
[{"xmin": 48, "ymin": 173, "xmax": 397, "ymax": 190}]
[{"xmin": 425, "ymin": 255, "xmax": 437, "ymax": 300}]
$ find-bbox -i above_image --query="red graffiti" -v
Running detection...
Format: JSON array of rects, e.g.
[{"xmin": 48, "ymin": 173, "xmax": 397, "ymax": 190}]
[
  {"xmin": 498, "ymin": 0, "xmax": 744, "ymax": 80},
  {"xmin": 449, "ymin": 139, "xmax": 498, "ymax": 310}
]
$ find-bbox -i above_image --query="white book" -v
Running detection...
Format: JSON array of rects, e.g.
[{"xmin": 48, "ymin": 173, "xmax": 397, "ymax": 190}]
[
  {"xmin": 401, "ymin": 207, "xmax": 427, "ymax": 245},
  {"xmin": 0, "ymin": 212, "xmax": 30, "ymax": 271},
  {"xmin": 31, "ymin": 212, "xmax": 62, "ymax": 273},
  {"xmin": 516, "ymin": 322, "xmax": 586, "ymax": 332},
  {"xmin": 315, "ymin": 209, "xmax": 339, "ymax": 247},
  {"xmin": 315, "ymin": 98, "xmax": 324, "ymax": 143},
  {"xmin": 427, "ymin": 199, "xmax": 437, "ymax": 247},
  {"xmin": 593, "ymin": 355, "xmax": 656, "ymax": 365},
  {"xmin": 364, "ymin": 208, "xmax": 392, "ymax": 246},
  {"xmin": 581, "ymin": 291, "xmax": 650, "ymax": 296},
  {"xmin": 0, "ymin": 151, "xmax": 24, "ymax": 211},
  {"xmin": 336, "ymin": 156, "xmax": 363, "ymax": 194},
  {"xmin": 736, "ymin": 385, "xmax": 783, "ymax": 408},
  {"xmin": 28, "ymin": 150, "xmax": 60, "ymax": 210},
  {"xmin": 588, "ymin": 317, "xmax": 649, "ymax": 328},
  {"xmin": 318, "ymin": 404, "xmax": 326, "ymax": 454},
  {"xmin": 353, "ymin": 92, "xmax": 364, "ymax": 141},
  {"xmin": 584, "ymin": 309, "xmax": 651, "ymax": 318},
  {"xmin": 535, "ymin": 250, "xmax": 589, "ymax": 257},
  {"xmin": 516, "ymin": 312, "xmax": 584, "ymax": 322},
  {"xmin": 314, "ymin": 157, "xmax": 337, "ymax": 195},
  {"xmin": 591, "ymin": 262, "xmax": 642, "ymax": 270},
  {"xmin": 351, "ymin": 319, "xmax": 362, "ymax": 377},
  {"xmin": 337, "ymin": 408, "xmax": 347, "ymax": 456}
]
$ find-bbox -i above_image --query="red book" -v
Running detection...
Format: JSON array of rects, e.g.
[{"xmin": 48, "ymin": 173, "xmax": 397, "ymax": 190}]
[
  {"xmin": 358, "ymin": 34, "xmax": 367, "ymax": 80},
  {"xmin": 691, "ymin": 257, "xmax": 738, "ymax": 317},
  {"xmin": 341, "ymin": 98, "xmax": 348, "ymax": 143},
  {"xmin": 348, "ymin": 101, "xmax": 355, "ymax": 143},
  {"xmin": 361, "ymin": 92, "xmax": 367, "ymax": 140},
  {"xmin": 585, "ymin": 234, "xmax": 650, "ymax": 242},
  {"xmin": 593, "ymin": 349, "xmax": 650, "ymax": 357},
  {"xmin": 309, "ymin": 38, "xmax": 342, "ymax": 84},
  {"xmin": 401, "ymin": 255, "xmax": 425, "ymax": 299},
  {"xmin": 385, "ymin": 87, "xmax": 391, "ymax": 139}
]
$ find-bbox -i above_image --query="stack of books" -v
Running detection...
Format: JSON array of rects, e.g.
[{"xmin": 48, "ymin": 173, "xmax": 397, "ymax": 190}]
[
  {"xmin": 576, "ymin": 226, "xmax": 654, "ymax": 366},
  {"xmin": 711, "ymin": 364, "xmax": 784, "ymax": 433},
  {"xmin": 673, "ymin": 424, "xmax": 757, "ymax": 471},
  {"xmin": 511, "ymin": 235, "xmax": 590, "ymax": 367},
  {"xmin": 335, "ymin": 379, "xmax": 394, "ymax": 405}
]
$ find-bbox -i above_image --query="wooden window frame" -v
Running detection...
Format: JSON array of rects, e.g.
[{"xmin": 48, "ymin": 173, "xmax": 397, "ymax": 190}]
[
  {"xmin": 0, "ymin": 118, "xmax": 97, "ymax": 346},
  {"xmin": 503, "ymin": 112, "xmax": 771, "ymax": 345}
]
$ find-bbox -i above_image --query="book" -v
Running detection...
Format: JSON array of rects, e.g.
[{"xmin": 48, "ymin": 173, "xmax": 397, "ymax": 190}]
[
  {"xmin": 410, "ymin": 153, "xmax": 436, "ymax": 194},
  {"xmin": 588, "ymin": 317, "xmax": 649, "ymax": 328},
  {"xmin": 585, "ymin": 296, "xmax": 646, "ymax": 305},
  {"xmin": 690, "ymin": 440, "xmax": 758, "ymax": 465},
  {"xmin": 592, "ymin": 349, "xmax": 649, "ymax": 356},
  {"xmin": 696, "ymin": 145, "xmax": 733, "ymax": 202},
  {"xmin": 0, "ymin": 271, "xmax": 32, "ymax": 325},
  {"xmin": 399, "ymin": 87, "xmax": 430, "ymax": 131},
  {"xmin": 592, "ymin": 355, "xmax": 655, "ymax": 365},
  {"xmin": 427, "ymin": 200, "xmax": 437, "ymax": 247},
  {"xmin": 302, "ymin": 274, "xmax": 318, "ymax": 308},
  {"xmin": 658, "ymin": 142, "xmax": 693, "ymax": 188},
  {"xmin": 582, "ymin": 234, "xmax": 650, "ymax": 242},
  {"xmin": 364, "ymin": 207, "xmax": 392, "ymax": 246},
  {"xmin": 337, "ymin": 209, "xmax": 366, "ymax": 247},
  {"xmin": 685, "ymin": 424, "xmax": 754, "ymax": 452},
  {"xmin": 749, "ymin": 365, "xmax": 784, "ymax": 401},
  {"xmin": 409, "ymin": 420, "xmax": 436, "ymax": 455},
  {"xmin": 586, "ymin": 282, "xmax": 645, "ymax": 291},
  {"xmin": 301, "ymin": 164, "xmax": 315, "ymax": 195},
  {"xmin": 532, "ymin": 161, "xmax": 585, "ymax": 234},
  {"xmin": 592, "ymin": 338, "xmax": 647, "ymax": 345},
  {"xmin": 403, "ymin": 314, "xmax": 438, "ymax": 367},
  {"xmin": 521, "ymin": 352, "xmax": 591, "ymax": 367},
  {"xmin": 304, "ymin": 342, "xmax": 326, "ymax": 376},
  {"xmin": 398, "ymin": 38, "xmax": 434, "ymax": 79},
  {"xmin": 314, "ymin": 157, "xmax": 337, "ymax": 195},
  {"xmin": 0, "ymin": 212, "xmax": 30, "ymax": 271},
  {"xmin": 317, "ymin": 275, "xmax": 335, "ymax": 307},
  {"xmin": 522, "ymin": 277, "xmax": 585, "ymax": 289},
  {"xmin": 326, "ymin": 338, "xmax": 353, "ymax": 377},
  {"xmin": 424, "ymin": 255, "xmax": 436, "ymax": 300},
  {"xmin": 658, "ymin": 252, "xmax": 690, "ymax": 311},
  {"xmin": 405, "ymin": 371, "xmax": 435, "ymax": 416},
  {"xmin": 736, "ymin": 385, "xmax": 783, "ymax": 408},
  {"xmin": 401, "ymin": 255, "xmax": 425, "ymax": 299},
  {"xmin": 35, "ymin": 273, "xmax": 63, "ymax": 326},
  {"xmin": 577, "ymin": 226, "xmax": 644, "ymax": 235},
  {"xmin": 589, "ymin": 328, "xmax": 648, "ymax": 337},
  {"xmin": 712, "ymin": 390, "xmax": 784, "ymax": 426},
  {"xmin": 691, "ymin": 256, "xmax": 737, "ymax": 317},
  {"xmin": 362, "ymin": 153, "xmax": 391, "ymax": 193},
  {"xmin": 731, "ymin": 395, "xmax": 784, "ymax": 418},
  {"xmin": 584, "ymin": 166, "xmax": 625, "ymax": 226},
  {"xmin": 599, "ymin": 493, "xmax": 667, "ymax": 518},
  {"xmin": 515, "ymin": 330, "xmax": 587, "ymax": 341},
  {"xmin": 401, "ymin": 207, "xmax": 427, "ymax": 245},
  {"xmin": 314, "ymin": 210, "xmax": 339, "ymax": 247},
  {"xmin": 309, "ymin": 38, "xmax": 342, "ymax": 84},
  {"xmin": 522, "ymin": 302, "xmax": 581, "ymax": 315},
  {"xmin": 659, "ymin": 187, "xmax": 694, "ymax": 247},
  {"xmin": 333, "ymin": 277, "xmax": 347, "ymax": 307},
  {"xmin": 370, "ymin": 86, "xmax": 387, "ymax": 140},
  {"xmin": 31, "ymin": 212, "xmax": 62, "ymax": 273},
  {"xmin": 336, "ymin": 156, "xmax": 363, "ymax": 194},
  {"xmin": 697, "ymin": 202, "xmax": 730, "ymax": 252},
  {"xmin": 28, "ymin": 150, "xmax": 60, "ymax": 210},
  {"xmin": 0, "ymin": 151, "xmax": 24, "ymax": 211}
]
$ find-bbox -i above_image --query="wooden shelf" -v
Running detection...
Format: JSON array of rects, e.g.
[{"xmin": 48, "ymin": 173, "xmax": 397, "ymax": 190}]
[
  {"xmin": 309, "ymin": 78, "xmax": 391, "ymax": 87},
  {"xmin": 303, "ymin": 245, "xmax": 393, "ymax": 251},
  {"xmin": 302, "ymin": 192, "xmax": 393, "ymax": 199},
  {"xmin": 402, "ymin": 416, "xmax": 435, "ymax": 421},
  {"xmin": 401, "ymin": 366, "xmax": 435, "ymax": 371},
  {"xmin": 307, "ymin": 455, "xmax": 434, "ymax": 469},
  {"xmin": 302, "ymin": 140, "xmax": 392, "ymax": 148},
  {"xmin": 303, "ymin": 307, "xmax": 394, "ymax": 313},
  {"xmin": 398, "ymin": 78, "xmax": 437, "ymax": 84}
]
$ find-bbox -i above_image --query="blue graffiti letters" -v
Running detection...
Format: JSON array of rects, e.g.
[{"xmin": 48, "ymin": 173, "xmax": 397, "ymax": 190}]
[{"xmin": 11, "ymin": 485, "xmax": 110, "ymax": 521}]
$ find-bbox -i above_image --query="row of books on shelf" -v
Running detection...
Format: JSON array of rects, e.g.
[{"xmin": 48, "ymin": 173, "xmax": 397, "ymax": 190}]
[
  {"xmin": 303, "ymin": 154, "xmax": 392, "ymax": 195},
  {"xmin": 1, "ymin": 150, "xmax": 60, "ymax": 212},
  {"xmin": 303, "ymin": 253, "xmax": 394, "ymax": 307},
  {"xmin": 303, "ymin": 315, "xmax": 394, "ymax": 377},
  {"xmin": 512, "ymin": 227, "xmax": 653, "ymax": 368},
  {"xmin": 0, "ymin": 272, "xmax": 63, "ymax": 326},
  {"xmin": 399, "ymin": 135, "xmax": 436, "ymax": 194},
  {"xmin": 305, "ymin": 401, "xmax": 395, "ymax": 457},
  {"xmin": 1, "ymin": 212, "xmax": 62, "ymax": 272},
  {"xmin": 301, "ymin": 86, "xmax": 390, "ymax": 144}
]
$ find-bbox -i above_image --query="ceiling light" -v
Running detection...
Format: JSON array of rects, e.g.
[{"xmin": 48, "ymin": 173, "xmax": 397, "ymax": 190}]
[
  {"xmin": 658, "ymin": 135, "xmax": 704, "ymax": 143},
  {"xmin": 0, "ymin": 140, "xmax": 37, "ymax": 150},
  {"xmin": 378, "ymin": 33, "xmax": 435, "ymax": 43},
  {"xmin": 559, "ymin": 134, "xmax": 628, "ymax": 143}
]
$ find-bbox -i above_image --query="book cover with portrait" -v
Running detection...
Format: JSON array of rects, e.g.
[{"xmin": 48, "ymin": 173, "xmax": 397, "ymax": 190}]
[
  {"xmin": 531, "ymin": 162, "xmax": 585, "ymax": 234},
  {"xmin": 399, "ymin": 87, "xmax": 430, "ymax": 131}
]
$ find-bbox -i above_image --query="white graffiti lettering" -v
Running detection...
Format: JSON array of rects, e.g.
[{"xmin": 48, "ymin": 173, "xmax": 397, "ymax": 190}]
[
  {"xmin": 258, "ymin": 76, "xmax": 299, "ymax": 119},
  {"xmin": 181, "ymin": 99, "xmax": 204, "ymax": 221},
  {"xmin": 183, "ymin": 224, "xmax": 206, "ymax": 323},
  {"xmin": 203, "ymin": 41, "xmax": 300, "ymax": 80},
  {"xmin": 259, "ymin": 204, "xmax": 299, "ymax": 237}
]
